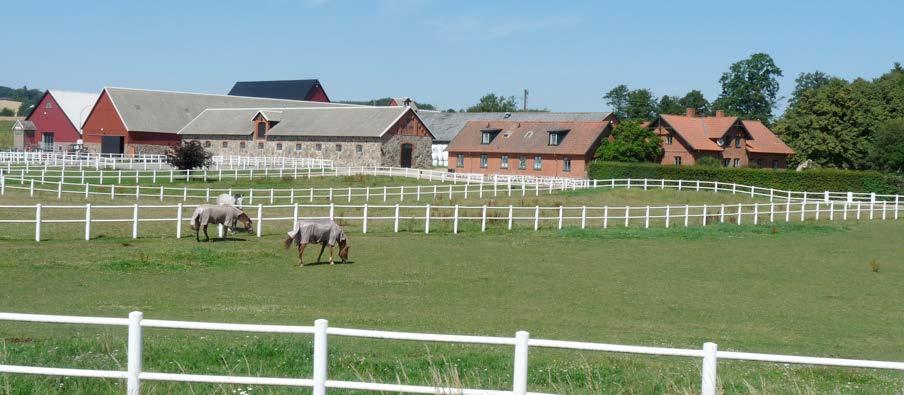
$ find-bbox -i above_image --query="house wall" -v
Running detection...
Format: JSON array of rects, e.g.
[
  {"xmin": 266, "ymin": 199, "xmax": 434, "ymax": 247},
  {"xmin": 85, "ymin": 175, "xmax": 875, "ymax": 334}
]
[
  {"xmin": 25, "ymin": 93, "xmax": 82, "ymax": 149},
  {"xmin": 655, "ymin": 125, "xmax": 699, "ymax": 166},
  {"xmin": 185, "ymin": 135, "xmax": 384, "ymax": 167},
  {"xmin": 448, "ymin": 152, "xmax": 589, "ymax": 178},
  {"xmin": 82, "ymin": 90, "xmax": 128, "ymax": 153},
  {"xmin": 720, "ymin": 123, "xmax": 748, "ymax": 167},
  {"xmin": 379, "ymin": 110, "xmax": 433, "ymax": 168}
]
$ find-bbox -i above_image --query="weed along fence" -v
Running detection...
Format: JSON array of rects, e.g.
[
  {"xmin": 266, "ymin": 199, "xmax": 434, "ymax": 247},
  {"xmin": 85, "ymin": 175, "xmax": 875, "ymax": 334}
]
[
  {"xmin": 2, "ymin": 199, "xmax": 901, "ymax": 241},
  {"xmin": 1, "ymin": 312, "xmax": 903, "ymax": 395}
]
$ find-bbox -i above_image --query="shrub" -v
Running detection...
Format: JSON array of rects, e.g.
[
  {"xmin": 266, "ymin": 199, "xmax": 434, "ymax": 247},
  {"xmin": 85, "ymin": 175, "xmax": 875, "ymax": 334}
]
[
  {"xmin": 0, "ymin": 108, "xmax": 14, "ymax": 116},
  {"xmin": 588, "ymin": 161, "xmax": 904, "ymax": 194},
  {"xmin": 695, "ymin": 156, "xmax": 722, "ymax": 168},
  {"xmin": 166, "ymin": 141, "xmax": 212, "ymax": 170}
]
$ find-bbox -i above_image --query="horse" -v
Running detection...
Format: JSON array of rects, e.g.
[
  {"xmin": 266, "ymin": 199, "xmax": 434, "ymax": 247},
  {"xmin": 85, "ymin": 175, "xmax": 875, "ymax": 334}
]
[
  {"xmin": 283, "ymin": 219, "xmax": 350, "ymax": 267},
  {"xmin": 190, "ymin": 204, "xmax": 253, "ymax": 242},
  {"xmin": 216, "ymin": 193, "xmax": 244, "ymax": 207}
]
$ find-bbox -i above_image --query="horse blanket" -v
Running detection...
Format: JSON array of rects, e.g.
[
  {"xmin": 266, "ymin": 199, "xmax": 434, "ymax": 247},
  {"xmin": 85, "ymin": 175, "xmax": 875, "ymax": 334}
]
[
  {"xmin": 287, "ymin": 220, "xmax": 347, "ymax": 246},
  {"xmin": 191, "ymin": 204, "xmax": 244, "ymax": 229}
]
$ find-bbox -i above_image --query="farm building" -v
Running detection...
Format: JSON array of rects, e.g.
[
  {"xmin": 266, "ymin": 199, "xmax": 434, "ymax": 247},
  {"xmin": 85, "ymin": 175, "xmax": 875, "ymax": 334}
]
[
  {"xmin": 419, "ymin": 111, "xmax": 616, "ymax": 167},
  {"xmin": 447, "ymin": 119, "xmax": 616, "ymax": 178},
  {"xmin": 178, "ymin": 106, "xmax": 434, "ymax": 168},
  {"xmin": 81, "ymin": 87, "xmax": 348, "ymax": 155},
  {"xmin": 13, "ymin": 90, "xmax": 99, "ymax": 151},
  {"xmin": 227, "ymin": 79, "xmax": 330, "ymax": 102},
  {"xmin": 648, "ymin": 109, "xmax": 794, "ymax": 168}
]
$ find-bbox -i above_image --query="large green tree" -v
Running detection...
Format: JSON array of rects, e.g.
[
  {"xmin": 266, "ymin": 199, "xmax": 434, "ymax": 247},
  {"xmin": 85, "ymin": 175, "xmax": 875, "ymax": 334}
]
[
  {"xmin": 656, "ymin": 95, "xmax": 684, "ymax": 116},
  {"xmin": 678, "ymin": 90, "xmax": 711, "ymax": 116},
  {"xmin": 869, "ymin": 118, "xmax": 904, "ymax": 172},
  {"xmin": 789, "ymin": 71, "xmax": 832, "ymax": 106},
  {"xmin": 603, "ymin": 85, "xmax": 630, "ymax": 119},
  {"xmin": 716, "ymin": 53, "xmax": 783, "ymax": 123},
  {"xmin": 595, "ymin": 121, "xmax": 663, "ymax": 162},
  {"xmin": 625, "ymin": 89, "xmax": 657, "ymax": 120},
  {"xmin": 467, "ymin": 93, "xmax": 518, "ymax": 112}
]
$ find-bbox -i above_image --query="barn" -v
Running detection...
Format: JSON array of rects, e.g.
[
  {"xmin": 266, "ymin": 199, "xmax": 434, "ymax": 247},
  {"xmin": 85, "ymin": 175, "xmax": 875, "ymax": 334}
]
[
  {"xmin": 15, "ymin": 90, "xmax": 98, "ymax": 151},
  {"xmin": 227, "ymin": 79, "xmax": 330, "ymax": 102},
  {"xmin": 81, "ymin": 87, "xmax": 347, "ymax": 155}
]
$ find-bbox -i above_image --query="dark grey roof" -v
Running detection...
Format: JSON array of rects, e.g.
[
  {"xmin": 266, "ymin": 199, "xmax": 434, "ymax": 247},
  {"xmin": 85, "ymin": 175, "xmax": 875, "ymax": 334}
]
[
  {"xmin": 228, "ymin": 80, "xmax": 328, "ymax": 101},
  {"xmin": 105, "ymin": 87, "xmax": 353, "ymax": 134},
  {"xmin": 418, "ymin": 111, "xmax": 614, "ymax": 142},
  {"xmin": 179, "ymin": 107, "xmax": 434, "ymax": 138}
]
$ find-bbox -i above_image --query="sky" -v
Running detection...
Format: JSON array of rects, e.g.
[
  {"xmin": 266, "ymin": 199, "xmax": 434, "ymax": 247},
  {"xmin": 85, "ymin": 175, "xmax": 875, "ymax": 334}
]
[{"xmin": 2, "ymin": 0, "xmax": 902, "ymax": 113}]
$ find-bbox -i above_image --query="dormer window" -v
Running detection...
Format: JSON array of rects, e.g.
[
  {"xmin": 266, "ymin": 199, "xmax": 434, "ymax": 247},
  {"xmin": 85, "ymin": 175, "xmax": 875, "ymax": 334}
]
[
  {"xmin": 481, "ymin": 129, "xmax": 501, "ymax": 144},
  {"xmin": 548, "ymin": 129, "xmax": 569, "ymax": 146},
  {"xmin": 257, "ymin": 122, "xmax": 266, "ymax": 138}
]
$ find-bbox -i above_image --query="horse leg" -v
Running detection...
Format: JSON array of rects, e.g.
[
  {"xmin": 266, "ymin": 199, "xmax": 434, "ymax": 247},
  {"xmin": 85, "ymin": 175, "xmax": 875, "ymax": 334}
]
[
  {"xmin": 203, "ymin": 225, "xmax": 210, "ymax": 242},
  {"xmin": 328, "ymin": 245, "xmax": 335, "ymax": 265},
  {"xmin": 316, "ymin": 243, "xmax": 326, "ymax": 264},
  {"xmin": 297, "ymin": 243, "xmax": 307, "ymax": 267},
  {"xmin": 195, "ymin": 223, "xmax": 200, "ymax": 242}
]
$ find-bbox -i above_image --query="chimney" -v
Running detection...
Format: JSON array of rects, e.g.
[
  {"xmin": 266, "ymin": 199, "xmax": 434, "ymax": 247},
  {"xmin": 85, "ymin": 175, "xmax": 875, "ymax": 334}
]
[
  {"xmin": 685, "ymin": 108, "xmax": 696, "ymax": 117},
  {"xmin": 715, "ymin": 110, "xmax": 725, "ymax": 118},
  {"xmin": 404, "ymin": 98, "xmax": 412, "ymax": 108}
]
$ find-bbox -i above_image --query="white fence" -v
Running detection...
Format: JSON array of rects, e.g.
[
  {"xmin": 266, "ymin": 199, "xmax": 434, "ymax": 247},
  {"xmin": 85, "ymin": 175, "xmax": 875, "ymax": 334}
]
[
  {"xmin": 2, "ymin": 199, "xmax": 900, "ymax": 242},
  {"xmin": 211, "ymin": 155, "xmax": 333, "ymax": 169},
  {"xmin": 1, "ymin": 312, "xmax": 902, "ymax": 395},
  {"xmin": 0, "ymin": 152, "xmax": 168, "ymax": 170}
]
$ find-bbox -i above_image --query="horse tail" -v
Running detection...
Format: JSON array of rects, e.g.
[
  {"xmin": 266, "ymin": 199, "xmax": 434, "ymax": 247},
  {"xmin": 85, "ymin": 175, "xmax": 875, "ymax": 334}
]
[
  {"xmin": 190, "ymin": 208, "xmax": 200, "ymax": 230},
  {"xmin": 283, "ymin": 235, "xmax": 295, "ymax": 250}
]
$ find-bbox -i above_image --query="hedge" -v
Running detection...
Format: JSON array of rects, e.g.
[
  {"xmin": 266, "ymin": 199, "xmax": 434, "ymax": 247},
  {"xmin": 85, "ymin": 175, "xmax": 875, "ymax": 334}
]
[{"xmin": 588, "ymin": 162, "xmax": 904, "ymax": 195}]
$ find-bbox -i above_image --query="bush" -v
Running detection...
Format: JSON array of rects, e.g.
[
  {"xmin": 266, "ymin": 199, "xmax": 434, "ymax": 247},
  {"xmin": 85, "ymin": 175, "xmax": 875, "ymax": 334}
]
[
  {"xmin": 694, "ymin": 156, "xmax": 722, "ymax": 168},
  {"xmin": 0, "ymin": 108, "xmax": 14, "ymax": 116},
  {"xmin": 588, "ymin": 161, "xmax": 904, "ymax": 194},
  {"xmin": 166, "ymin": 141, "xmax": 212, "ymax": 170}
]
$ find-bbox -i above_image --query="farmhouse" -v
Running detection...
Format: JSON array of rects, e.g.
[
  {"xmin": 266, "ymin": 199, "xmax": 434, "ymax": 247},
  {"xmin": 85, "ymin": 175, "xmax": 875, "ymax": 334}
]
[
  {"xmin": 419, "ymin": 111, "xmax": 616, "ymax": 167},
  {"xmin": 178, "ymin": 106, "xmax": 434, "ymax": 168},
  {"xmin": 447, "ymin": 120, "xmax": 615, "ymax": 177},
  {"xmin": 649, "ymin": 109, "xmax": 794, "ymax": 168},
  {"xmin": 227, "ymin": 79, "xmax": 330, "ymax": 102},
  {"xmin": 81, "ymin": 87, "xmax": 348, "ymax": 155},
  {"xmin": 13, "ymin": 90, "xmax": 99, "ymax": 151}
]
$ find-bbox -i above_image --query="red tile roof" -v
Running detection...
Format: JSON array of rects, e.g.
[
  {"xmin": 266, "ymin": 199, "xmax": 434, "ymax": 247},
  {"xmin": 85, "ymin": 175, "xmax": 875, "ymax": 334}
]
[
  {"xmin": 447, "ymin": 120, "xmax": 611, "ymax": 156},
  {"xmin": 742, "ymin": 120, "xmax": 795, "ymax": 155}
]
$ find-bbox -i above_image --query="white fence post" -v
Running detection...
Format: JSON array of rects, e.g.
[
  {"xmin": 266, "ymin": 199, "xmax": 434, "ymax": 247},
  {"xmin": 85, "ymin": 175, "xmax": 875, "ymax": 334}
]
[
  {"xmin": 394, "ymin": 204, "xmax": 400, "ymax": 233},
  {"xmin": 132, "ymin": 204, "xmax": 140, "ymax": 239},
  {"xmin": 580, "ymin": 206, "xmax": 587, "ymax": 229},
  {"xmin": 453, "ymin": 205, "xmax": 460, "ymax": 234},
  {"xmin": 127, "ymin": 311, "xmax": 143, "ymax": 395},
  {"xmin": 534, "ymin": 206, "xmax": 540, "ymax": 231},
  {"xmin": 508, "ymin": 205, "xmax": 514, "ymax": 230},
  {"xmin": 603, "ymin": 206, "xmax": 609, "ymax": 229},
  {"xmin": 512, "ymin": 330, "xmax": 529, "ymax": 395},
  {"xmin": 362, "ymin": 204, "xmax": 369, "ymax": 234},
  {"xmin": 644, "ymin": 206, "xmax": 650, "ymax": 228},
  {"xmin": 256, "ymin": 204, "xmax": 263, "ymax": 237},
  {"xmin": 425, "ymin": 204, "xmax": 431, "ymax": 234},
  {"xmin": 313, "ymin": 319, "xmax": 328, "ymax": 395},
  {"xmin": 34, "ymin": 204, "xmax": 41, "ymax": 242},
  {"xmin": 665, "ymin": 206, "xmax": 670, "ymax": 228},
  {"xmin": 558, "ymin": 206, "xmax": 564, "ymax": 229},
  {"xmin": 176, "ymin": 203, "xmax": 183, "ymax": 238},
  {"xmin": 481, "ymin": 205, "xmax": 488, "ymax": 232},
  {"xmin": 84, "ymin": 204, "xmax": 91, "ymax": 240},
  {"xmin": 684, "ymin": 205, "xmax": 690, "ymax": 227},
  {"xmin": 701, "ymin": 342, "xmax": 718, "ymax": 395}
]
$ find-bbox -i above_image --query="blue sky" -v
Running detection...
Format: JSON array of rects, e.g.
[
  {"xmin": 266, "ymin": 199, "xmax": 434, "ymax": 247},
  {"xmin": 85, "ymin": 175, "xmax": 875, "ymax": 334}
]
[{"xmin": 3, "ymin": 0, "xmax": 902, "ymax": 113}]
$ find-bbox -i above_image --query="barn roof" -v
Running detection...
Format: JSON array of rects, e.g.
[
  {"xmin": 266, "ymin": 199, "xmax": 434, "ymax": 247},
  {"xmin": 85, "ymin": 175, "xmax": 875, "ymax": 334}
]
[
  {"xmin": 227, "ymin": 79, "xmax": 328, "ymax": 102},
  {"xmin": 47, "ymin": 90, "xmax": 100, "ymax": 130},
  {"xmin": 419, "ymin": 111, "xmax": 614, "ymax": 143},
  {"xmin": 179, "ymin": 106, "xmax": 434, "ymax": 138},
  {"xmin": 447, "ymin": 120, "xmax": 611, "ymax": 156},
  {"xmin": 103, "ymin": 87, "xmax": 353, "ymax": 134}
]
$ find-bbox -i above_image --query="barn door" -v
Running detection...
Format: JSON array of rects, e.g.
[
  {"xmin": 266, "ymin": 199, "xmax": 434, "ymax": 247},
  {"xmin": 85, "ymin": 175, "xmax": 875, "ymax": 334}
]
[
  {"xmin": 400, "ymin": 143, "xmax": 413, "ymax": 168},
  {"xmin": 101, "ymin": 136, "xmax": 124, "ymax": 155}
]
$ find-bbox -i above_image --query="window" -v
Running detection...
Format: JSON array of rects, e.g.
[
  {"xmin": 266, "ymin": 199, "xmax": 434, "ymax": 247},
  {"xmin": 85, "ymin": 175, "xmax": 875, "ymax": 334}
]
[
  {"xmin": 222, "ymin": 141, "xmax": 229, "ymax": 148},
  {"xmin": 772, "ymin": 160, "xmax": 779, "ymax": 169},
  {"xmin": 755, "ymin": 159, "xmax": 763, "ymax": 168},
  {"xmin": 456, "ymin": 154, "xmax": 464, "ymax": 168},
  {"xmin": 203, "ymin": 141, "xmax": 211, "ymax": 148},
  {"xmin": 295, "ymin": 143, "xmax": 302, "ymax": 151},
  {"xmin": 335, "ymin": 144, "xmax": 342, "ymax": 152},
  {"xmin": 549, "ymin": 133, "xmax": 560, "ymax": 146},
  {"xmin": 481, "ymin": 132, "xmax": 491, "ymax": 144},
  {"xmin": 518, "ymin": 156, "xmax": 527, "ymax": 170},
  {"xmin": 258, "ymin": 142, "xmax": 264, "ymax": 150},
  {"xmin": 734, "ymin": 137, "xmax": 741, "ymax": 148},
  {"xmin": 315, "ymin": 143, "xmax": 322, "ymax": 151},
  {"xmin": 674, "ymin": 156, "xmax": 682, "ymax": 165},
  {"xmin": 667, "ymin": 135, "xmax": 673, "ymax": 145},
  {"xmin": 533, "ymin": 156, "xmax": 542, "ymax": 170},
  {"xmin": 45, "ymin": 101, "xmax": 52, "ymax": 109},
  {"xmin": 240, "ymin": 142, "xmax": 246, "ymax": 149},
  {"xmin": 563, "ymin": 157, "xmax": 572, "ymax": 172},
  {"xmin": 723, "ymin": 158, "xmax": 730, "ymax": 167},
  {"xmin": 480, "ymin": 154, "xmax": 488, "ymax": 168},
  {"xmin": 355, "ymin": 144, "xmax": 363, "ymax": 153},
  {"xmin": 733, "ymin": 158, "xmax": 740, "ymax": 167},
  {"xmin": 500, "ymin": 155, "xmax": 509, "ymax": 169},
  {"xmin": 257, "ymin": 122, "xmax": 266, "ymax": 138},
  {"xmin": 276, "ymin": 143, "xmax": 283, "ymax": 151}
]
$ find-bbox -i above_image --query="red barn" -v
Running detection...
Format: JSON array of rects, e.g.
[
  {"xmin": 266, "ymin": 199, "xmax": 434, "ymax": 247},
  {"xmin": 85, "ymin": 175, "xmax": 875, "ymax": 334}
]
[{"xmin": 21, "ymin": 90, "xmax": 98, "ymax": 151}]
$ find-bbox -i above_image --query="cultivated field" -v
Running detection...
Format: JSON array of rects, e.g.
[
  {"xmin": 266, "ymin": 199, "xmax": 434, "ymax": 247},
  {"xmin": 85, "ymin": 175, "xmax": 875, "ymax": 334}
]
[{"xmin": 0, "ymin": 175, "xmax": 902, "ymax": 393}]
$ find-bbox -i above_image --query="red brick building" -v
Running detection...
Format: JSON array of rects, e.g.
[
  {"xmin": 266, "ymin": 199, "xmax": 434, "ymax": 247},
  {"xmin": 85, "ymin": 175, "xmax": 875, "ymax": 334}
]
[
  {"xmin": 648, "ymin": 109, "xmax": 794, "ymax": 168},
  {"xmin": 447, "ymin": 118, "xmax": 617, "ymax": 178},
  {"xmin": 19, "ymin": 90, "xmax": 98, "ymax": 151}
]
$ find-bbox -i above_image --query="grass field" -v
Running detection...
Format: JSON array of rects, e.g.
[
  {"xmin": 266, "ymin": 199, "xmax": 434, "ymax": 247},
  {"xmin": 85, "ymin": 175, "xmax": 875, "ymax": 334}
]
[
  {"xmin": 1, "ymin": 218, "xmax": 902, "ymax": 393},
  {"xmin": 0, "ymin": 120, "xmax": 14, "ymax": 148}
]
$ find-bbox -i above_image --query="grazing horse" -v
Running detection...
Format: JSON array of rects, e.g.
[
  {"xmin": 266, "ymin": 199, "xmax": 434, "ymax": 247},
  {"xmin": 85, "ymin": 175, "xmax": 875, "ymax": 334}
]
[
  {"xmin": 190, "ymin": 204, "xmax": 253, "ymax": 242},
  {"xmin": 283, "ymin": 220, "xmax": 349, "ymax": 267},
  {"xmin": 216, "ymin": 193, "xmax": 244, "ymax": 207}
]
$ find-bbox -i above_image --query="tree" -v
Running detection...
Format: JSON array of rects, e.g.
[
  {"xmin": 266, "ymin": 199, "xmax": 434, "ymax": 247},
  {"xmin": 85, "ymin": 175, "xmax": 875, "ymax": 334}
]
[
  {"xmin": 467, "ymin": 93, "xmax": 517, "ymax": 112},
  {"xmin": 625, "ymin": 89, "xmax": 657, "ymax": 120},
  {"xmin": 166, "ymin": 141, "xmax": 212, "ymax": 170},
  {"xmin": 603, "ymin": 85, "xmax": 630, "ymax": 119},
  {"xmin": 595, "ymin": 121, "xmax": 663, "ymax": 162},
  {"xmin": 789, "ymin": 71, "xmax": 832, "ymax": 106},
  {"xmin": 678, "ymin": 90, "xmax": 711, "ymax": 116},
  {"xmin": 0, "ymin": 108, "xmax": 14, "ymax": 116},
  {"xmin": 716, "ymin": 53, "xmax": 783, "ymax": 123},
  {"xmin": 869, "ymin": 118, "xmax": 904, "ymax": 172}
]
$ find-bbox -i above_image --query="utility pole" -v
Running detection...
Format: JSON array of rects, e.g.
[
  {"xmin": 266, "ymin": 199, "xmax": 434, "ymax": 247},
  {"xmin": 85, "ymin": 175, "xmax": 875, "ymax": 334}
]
[{"xmin": 523, "ymin": 89, "xmax": 528, "ymax": 111}]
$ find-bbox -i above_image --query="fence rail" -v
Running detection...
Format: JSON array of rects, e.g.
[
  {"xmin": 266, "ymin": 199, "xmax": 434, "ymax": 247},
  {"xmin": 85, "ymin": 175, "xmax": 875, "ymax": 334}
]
[
  {"xmin": 0, "ymin": 199, "xmax": 899, "ymax": 241},
  {"xmin": 0, "ymin": 152, "xmax": 334, "ymax": 171},
  {"xmin": 1, "ymin": 311, "xmax": 902, "ymax": 395}
]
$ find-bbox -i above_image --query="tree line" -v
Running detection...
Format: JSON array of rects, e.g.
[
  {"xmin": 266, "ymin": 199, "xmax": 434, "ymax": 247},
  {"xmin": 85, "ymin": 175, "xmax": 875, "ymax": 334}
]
[{"xmin": 0, "ymin": 86, "xmax": 43, "ymax": 116}]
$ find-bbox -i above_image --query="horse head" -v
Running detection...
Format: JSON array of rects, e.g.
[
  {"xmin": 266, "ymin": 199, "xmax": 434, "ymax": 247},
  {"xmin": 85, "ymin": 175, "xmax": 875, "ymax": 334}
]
[
  {"xmin": 237, "ymin": 212, "xmax": 254, "ymax": 232},
  {"xmin": 338, "ymin": 239, "xmax": 350, "ymax": 264}
]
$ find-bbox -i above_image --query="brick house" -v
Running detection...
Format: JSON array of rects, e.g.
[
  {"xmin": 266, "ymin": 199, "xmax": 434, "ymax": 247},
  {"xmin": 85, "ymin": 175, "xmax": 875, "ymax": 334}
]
[
  {"xmin": 17, "ymin": 90, "xmax": 98, "ymax": 151},
  {"xmin": 227, "ymin": 79, "xmax": 330, "ymax": 102},
  {"xmin": 81, "ymin": 87, "xmax": 347, "ymax": 155},
  {"xmin": 178, "ymin": 106, "xmax": 434, "ymax": 168},
  {"xmin": 447, "ymin": 119, "xmax": 616, "ymax": 178},
  {"xmin": 648, "ymin": 109, "xmax": 794, "ymax": 168}
]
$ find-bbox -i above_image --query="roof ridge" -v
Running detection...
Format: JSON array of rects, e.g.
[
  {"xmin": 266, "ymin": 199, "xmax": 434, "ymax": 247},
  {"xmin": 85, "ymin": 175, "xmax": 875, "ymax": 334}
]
[{"xmin": 104, "ymin": 86, "xmax": 360, "ymax": 106}]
